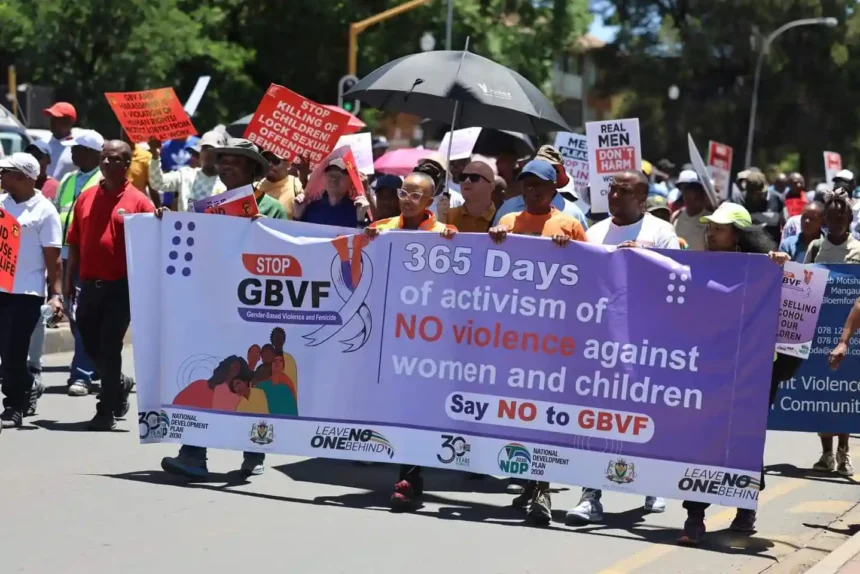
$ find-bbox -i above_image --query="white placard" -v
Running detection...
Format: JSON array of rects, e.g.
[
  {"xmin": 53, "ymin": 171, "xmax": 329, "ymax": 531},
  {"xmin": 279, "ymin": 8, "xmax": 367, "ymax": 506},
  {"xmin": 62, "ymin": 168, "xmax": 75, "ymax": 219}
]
[
  {"xmin": 824, "ymin": 151, "xmax": 842, "ymax": 185},
  {"xmin": 335, "ymin": 132, "xmax": 374, "ymax": 175},
  {"xmin": 553, "ymin": 132, "xmax": 589, "ymax": 191},
  {"xmin": 438, "ymin": 127, "xmax": 482, "ymax": 162},
  {"xmin": 586, "ymin": 119, "xmax": 641, "ymax": 213}
]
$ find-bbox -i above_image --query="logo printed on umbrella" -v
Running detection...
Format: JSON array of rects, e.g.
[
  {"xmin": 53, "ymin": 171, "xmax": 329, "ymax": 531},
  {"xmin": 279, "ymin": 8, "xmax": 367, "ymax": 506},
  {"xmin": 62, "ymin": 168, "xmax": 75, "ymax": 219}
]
[{"xmin": 476, "ymin": 82, "xmax": 512, "ymax": 101}]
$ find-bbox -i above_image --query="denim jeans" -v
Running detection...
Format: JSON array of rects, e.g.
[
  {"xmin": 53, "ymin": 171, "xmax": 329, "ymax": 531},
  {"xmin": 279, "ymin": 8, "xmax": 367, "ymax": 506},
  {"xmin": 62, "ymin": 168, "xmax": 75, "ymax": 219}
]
[
  {"xmin": 63, "ymin": 261, "xmax": 95, "ymax": 384},
  {"xmin": 28, "ymin": 319, "xmax": 45, "ymax": 373}
]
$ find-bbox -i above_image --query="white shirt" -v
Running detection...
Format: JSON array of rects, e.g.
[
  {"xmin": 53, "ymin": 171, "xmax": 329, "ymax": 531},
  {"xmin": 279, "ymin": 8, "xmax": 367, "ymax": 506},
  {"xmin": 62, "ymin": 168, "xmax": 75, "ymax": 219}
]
[
  {"xmin": 587, "ymin": 213, "xmax": 681, "ymax": 249},
  {"xmin": 0, "ymin": 192, "xmax": 62, "ymax": 296}
]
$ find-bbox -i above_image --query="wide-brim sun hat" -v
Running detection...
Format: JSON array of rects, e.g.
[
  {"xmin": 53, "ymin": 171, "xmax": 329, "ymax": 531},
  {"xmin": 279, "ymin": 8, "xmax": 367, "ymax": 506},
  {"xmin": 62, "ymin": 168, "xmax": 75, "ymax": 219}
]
[{"xmin": 212, "ymin": 138, "xmax": 269, "ymax": 175}]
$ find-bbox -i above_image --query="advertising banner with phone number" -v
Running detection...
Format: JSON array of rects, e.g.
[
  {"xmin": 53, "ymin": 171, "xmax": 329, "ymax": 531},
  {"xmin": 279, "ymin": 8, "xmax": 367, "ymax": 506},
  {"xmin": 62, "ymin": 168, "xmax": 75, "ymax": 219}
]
[{"xmin": 127, "ymin": 214, "xmax": 780, "ymax": 509}]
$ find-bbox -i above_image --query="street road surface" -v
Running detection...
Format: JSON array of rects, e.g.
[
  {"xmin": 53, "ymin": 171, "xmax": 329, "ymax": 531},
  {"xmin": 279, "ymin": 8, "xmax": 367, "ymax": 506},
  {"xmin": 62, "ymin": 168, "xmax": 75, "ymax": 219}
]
[{"xmin": 3, "ymin": 349, "xmax": 860, "ymax": 574}]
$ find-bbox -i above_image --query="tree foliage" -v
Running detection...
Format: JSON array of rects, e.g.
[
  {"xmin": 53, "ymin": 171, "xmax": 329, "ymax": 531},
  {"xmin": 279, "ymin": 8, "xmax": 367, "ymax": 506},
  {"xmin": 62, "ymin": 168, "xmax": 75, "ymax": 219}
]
[
  {"xmin": 0, "ymin": 0, "xmax": 590, "ymax": 136},
  {"xmin": 594, "ymin": 0, "xmax": 860, "ymax": 179}
]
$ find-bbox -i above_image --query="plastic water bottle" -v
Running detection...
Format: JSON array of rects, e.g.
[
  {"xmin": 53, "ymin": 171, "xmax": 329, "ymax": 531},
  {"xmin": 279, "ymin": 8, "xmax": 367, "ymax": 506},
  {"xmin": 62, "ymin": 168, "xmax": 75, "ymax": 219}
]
[{"xmin": 40, "ymin": 304, "xmax": 55, "ymax": 327}]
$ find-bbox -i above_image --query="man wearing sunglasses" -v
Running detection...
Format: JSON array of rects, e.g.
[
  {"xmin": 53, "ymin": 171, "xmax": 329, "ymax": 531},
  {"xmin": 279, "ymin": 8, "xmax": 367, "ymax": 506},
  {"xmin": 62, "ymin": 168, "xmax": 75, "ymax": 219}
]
[{"xmin": 446, "ymin": 161, "xmax": 497, "ymax": 232}]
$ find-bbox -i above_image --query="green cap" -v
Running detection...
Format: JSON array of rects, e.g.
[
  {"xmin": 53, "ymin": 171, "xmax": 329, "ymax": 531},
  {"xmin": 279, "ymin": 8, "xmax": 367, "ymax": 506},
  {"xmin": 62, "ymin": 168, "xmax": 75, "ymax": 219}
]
[{"xmin": 700, "ymin": 202, "xmax": 752, "ymax": 228}]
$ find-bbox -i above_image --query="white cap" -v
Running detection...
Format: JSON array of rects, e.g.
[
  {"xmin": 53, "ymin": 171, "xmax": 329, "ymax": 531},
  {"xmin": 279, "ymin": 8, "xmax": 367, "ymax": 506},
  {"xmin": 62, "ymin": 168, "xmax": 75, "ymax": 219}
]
[
  {"xmin": 61, "ymin": 129, "xmax": 105, "ymax": 152},
  {"xmin": 834, "ymin": 169, "xmax": 854, "ymax": 181},
  {"xmin": 677, "ymin": 169, "xmax": 700, "ymax": 184},
  {"xmin": 0, "ymin": 152, "xmax": 40, "ymax": 180}
]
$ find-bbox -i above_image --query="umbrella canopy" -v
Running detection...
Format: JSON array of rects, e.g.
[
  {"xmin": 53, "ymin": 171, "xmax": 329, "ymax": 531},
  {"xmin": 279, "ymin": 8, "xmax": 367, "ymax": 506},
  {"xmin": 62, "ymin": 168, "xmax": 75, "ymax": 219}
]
[
  {"xmin": 346, "ymin": 50, "xmax": 571, "ymax": 135},
  {"xmin": 420, "ymin": 119, "xmax": 535, "ymax": 158},
  {"xmin": 321, "ymin": 105, "xmax": 365, "ymax": 134},
  {"xmin": 373, "ymin": 147, "xmax": 434, "ymax": 176}
]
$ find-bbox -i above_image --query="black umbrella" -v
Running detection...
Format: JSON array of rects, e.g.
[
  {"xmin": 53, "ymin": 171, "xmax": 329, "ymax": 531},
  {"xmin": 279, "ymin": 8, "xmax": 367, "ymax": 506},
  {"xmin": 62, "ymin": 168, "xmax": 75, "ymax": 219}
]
[
  {"xmin": 226, "ymin": 114, "xmax": 253, "ymax": 138},
  {"xmin": 345, "ymin": 50, "xmax": 571, "ymax": 135},
  {"xmin": 420, "ymin": 119, "xmax": 535, "ymax": 158}
]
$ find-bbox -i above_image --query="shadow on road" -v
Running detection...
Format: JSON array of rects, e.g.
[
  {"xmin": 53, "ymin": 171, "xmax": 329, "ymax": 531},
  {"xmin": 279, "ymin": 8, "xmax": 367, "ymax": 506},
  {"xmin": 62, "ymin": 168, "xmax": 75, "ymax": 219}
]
[
  {"xmin": 100, "ymin": 460, "xmax": 777, "ymax": 557},
  {"xmin": 765, "ymin": 464, "xmax": 860, "ymax": 486},
  {"xmin": 31, "ymin": 419, "xmax": 129, "ymax": 433}
]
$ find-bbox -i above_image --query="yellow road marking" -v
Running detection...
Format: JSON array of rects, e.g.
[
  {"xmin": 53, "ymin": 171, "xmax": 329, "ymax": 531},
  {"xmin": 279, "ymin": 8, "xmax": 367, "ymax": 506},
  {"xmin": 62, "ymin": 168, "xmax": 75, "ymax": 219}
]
[
  {"xmin": 597, "ymin": 480, "xmax": 806, "ymax": 574},
  {"xmin": 789, "ymin": 500, "xmax": 856, "ymax": 514}
]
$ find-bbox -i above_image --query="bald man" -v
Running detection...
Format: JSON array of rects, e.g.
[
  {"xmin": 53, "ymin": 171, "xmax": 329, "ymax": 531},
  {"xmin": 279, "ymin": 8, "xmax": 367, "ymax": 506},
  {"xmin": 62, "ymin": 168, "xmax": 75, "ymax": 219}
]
[
  {"xmin": 65, "ymin": 138, "xmax": 154, "ymax": 431},
  {"xmin": 446, "ymin": 160, "xmax": 497, "ymax": 232}
]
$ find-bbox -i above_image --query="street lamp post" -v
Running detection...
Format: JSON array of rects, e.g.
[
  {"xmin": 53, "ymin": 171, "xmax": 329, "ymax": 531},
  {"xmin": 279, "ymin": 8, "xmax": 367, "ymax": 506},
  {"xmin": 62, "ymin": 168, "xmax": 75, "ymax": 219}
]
[{"xmin": 744, "ymin": 17, "xmax": 838, "ymax": 167}]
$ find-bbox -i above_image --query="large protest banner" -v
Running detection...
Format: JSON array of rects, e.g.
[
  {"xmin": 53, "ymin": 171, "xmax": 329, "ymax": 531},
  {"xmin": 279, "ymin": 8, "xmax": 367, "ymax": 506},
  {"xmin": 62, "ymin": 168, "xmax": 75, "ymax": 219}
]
[
  {"xmin": 127, "ymin": 214, "xmax": 781, "ymax": 509},
  {"xmin": 586, "ymin": 119, "xmax": 641, "ymax": 213},
  {"xmin": 105, "ymin": 88, "xmax": 196, "ymax": 143},
  {"xmin": 553, "ymin": 132, "xmax": 589, "ymax": 191},
  {"xmin": 0, "ymin": 208, "xmax": 21, "ymax": 293},
  {"xmin": 244, "ymin": 85, "xmax": 350, "ymax": 166},
  {"xmin": 769, "ymin": 264, "xmax": 860, "ymax": 434}
]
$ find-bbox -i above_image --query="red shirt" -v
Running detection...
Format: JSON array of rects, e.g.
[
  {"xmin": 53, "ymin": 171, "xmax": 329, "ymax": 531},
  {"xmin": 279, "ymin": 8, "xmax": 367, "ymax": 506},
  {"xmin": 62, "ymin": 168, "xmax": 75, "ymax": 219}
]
[
  {"xmin": 785, "ymin": 195, "xmax": 807, "ymax": 218},
  {"xmin": 67, "ymin": 180, "xmax": 154, "ymax": 280}
]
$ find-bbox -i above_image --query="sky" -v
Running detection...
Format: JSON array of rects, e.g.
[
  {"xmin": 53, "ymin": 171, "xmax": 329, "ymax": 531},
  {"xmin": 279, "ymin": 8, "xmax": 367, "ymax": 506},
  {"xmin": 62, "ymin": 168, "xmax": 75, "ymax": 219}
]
[{"xmin": 588, "ymin": 13, "xmax": 619, "ymax": 43}]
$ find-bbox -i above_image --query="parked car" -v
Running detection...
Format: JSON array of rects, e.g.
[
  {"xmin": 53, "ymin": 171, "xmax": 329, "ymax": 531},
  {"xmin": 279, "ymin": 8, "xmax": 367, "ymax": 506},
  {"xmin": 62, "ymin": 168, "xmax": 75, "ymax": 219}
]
[{"xmin": 0, "ymin": 103, "xmax": 31, "ymax": 157}]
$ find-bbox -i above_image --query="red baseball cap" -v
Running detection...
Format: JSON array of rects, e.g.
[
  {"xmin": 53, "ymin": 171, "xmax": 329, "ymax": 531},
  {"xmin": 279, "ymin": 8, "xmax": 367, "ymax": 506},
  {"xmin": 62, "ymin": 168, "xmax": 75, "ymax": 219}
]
[{"xmin": 42, "ymin": 102, "xmax": 77, "ymax": 122}]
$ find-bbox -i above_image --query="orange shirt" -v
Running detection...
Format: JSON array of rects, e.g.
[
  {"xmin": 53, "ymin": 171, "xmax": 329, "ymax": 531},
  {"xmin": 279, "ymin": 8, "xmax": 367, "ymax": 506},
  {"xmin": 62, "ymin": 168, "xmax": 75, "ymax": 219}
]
[
  {"xmin": 370, "ymin": 210, "xmax": 456, "ymax": 232},
  {"xmin": 498, "ymin": 207, "xmax": 586, "ymax": 241}
]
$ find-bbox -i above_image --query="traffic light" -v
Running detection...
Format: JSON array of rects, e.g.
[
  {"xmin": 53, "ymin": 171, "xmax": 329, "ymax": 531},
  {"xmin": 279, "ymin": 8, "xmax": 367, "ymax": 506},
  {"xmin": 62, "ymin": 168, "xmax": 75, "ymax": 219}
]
[{"xmin": 337, "ymin": 74, "xmax": 361, "ymax": 115}]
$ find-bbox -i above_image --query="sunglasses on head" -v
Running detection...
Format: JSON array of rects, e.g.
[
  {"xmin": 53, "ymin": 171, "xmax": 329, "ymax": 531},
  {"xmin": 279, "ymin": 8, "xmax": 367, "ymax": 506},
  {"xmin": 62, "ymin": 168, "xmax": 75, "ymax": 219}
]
[{"xmin": 458, "ymin": 172, "xmax": 491, "ymax": 184}]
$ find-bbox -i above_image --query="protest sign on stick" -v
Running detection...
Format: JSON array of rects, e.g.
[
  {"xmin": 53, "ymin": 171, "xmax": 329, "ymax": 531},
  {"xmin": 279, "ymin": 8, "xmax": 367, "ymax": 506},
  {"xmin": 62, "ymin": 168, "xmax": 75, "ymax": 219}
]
[
  {"xmin": 335, "ymin": 132, "xmax": 374, "ymax": 175},
  {"xmin": 707, "ymin": 141, "xmax": 733, "ymax": 201},
  {"xmin": 688, "ymin": 134, "xmax": 720, "ymax": 209},
  {"xmin": 128, "ymin": 214, "xmax": 782, "ymax": 509},
  {"xmin": 586, "ymin": 119, "xmax": 641, "ymax": 213},
  {"xmin": 191, "ymin": 186, "xmax": 259, "ymax": 218},
  {"xmin": 244, "ymin": 84, "xmax": 350, "ymax": 166},
  {"xmin": 304, "ymin": 146, "xmax": 367, "ymax": 202},
  {"xmin": 105, "ymin": 88, "xmax": 196, "ymax": 143},
  {"xmin": 824, "ymin": 151, "xmax": 842, "ymax": 185},
  {"xmin": 553, "ymin": 132, "xmax": 589, "ymax": 190},
  {"xmin": 0, "ymin": 208, "xmax": 21, "ymax": 293},
  {"xmin": 438, "ymin": 127, "xmax": 482, "ymax": 161}
]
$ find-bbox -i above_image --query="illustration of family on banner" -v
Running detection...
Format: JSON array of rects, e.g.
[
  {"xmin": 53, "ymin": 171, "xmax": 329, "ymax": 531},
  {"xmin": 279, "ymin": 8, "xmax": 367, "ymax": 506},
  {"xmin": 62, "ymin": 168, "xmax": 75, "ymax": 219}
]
[{"xmin": 126, "ymin": 213, "xmax": 832, "ymax": 510}]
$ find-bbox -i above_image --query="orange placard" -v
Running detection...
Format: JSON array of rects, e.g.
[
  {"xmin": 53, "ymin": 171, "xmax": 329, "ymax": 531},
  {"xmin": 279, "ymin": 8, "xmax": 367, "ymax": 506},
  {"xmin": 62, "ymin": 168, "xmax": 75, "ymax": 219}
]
[
  {"xmin": 204, "ymin": 196, "xmax": 259, "ymax": 218},
  {"xmin": 0, "ymin": 208, "xmax": 21, "ymax": 293},
  {"xmin": 105, "ymin": 88, "xmax": 197, "ymax": 143},
  {"xmin": 244, "ymin": 84, "xmax": 350, "ymax": 166}
]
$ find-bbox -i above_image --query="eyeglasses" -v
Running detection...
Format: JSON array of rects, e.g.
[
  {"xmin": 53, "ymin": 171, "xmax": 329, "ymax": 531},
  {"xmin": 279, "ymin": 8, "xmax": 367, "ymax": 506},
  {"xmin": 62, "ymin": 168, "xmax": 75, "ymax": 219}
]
[
  {"xmin": 397, "ymin": 188, "xmax": 424, "ymax": 202},
  {"xmin": 458, "ymin": 172, "xmax": 491, "ymax": 184}
]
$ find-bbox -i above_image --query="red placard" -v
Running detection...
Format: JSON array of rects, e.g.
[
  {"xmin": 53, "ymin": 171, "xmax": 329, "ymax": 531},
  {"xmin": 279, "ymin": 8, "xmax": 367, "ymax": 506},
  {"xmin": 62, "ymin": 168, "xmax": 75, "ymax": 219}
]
[
  {"xmin": 708, "ymin": 141, "xmax": 732, "ymax": 171},
  {"xmin": 105, "ymin": 88, "xmax": 197, "ymax": 143},
  {"xmin": 304, "ymin": 146, "xmax": 368, "ymax": 201},
  {"xmin": 0, "ymin": 208, "xmax": 21, "ymax": 293},
  {"xmin": 204, "ymin": 196, "xmax": 259, "ymax": 218},
  {"xmin": 244, "ymin": 84, "xmax": 350, "ymax": 166}
]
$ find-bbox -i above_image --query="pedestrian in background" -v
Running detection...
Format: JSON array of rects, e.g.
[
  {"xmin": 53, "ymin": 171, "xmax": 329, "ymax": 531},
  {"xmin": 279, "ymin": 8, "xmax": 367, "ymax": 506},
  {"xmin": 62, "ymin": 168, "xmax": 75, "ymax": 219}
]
[{"xmin": 42, "ymin": 102, "xmax": 78, "ymax": 180}]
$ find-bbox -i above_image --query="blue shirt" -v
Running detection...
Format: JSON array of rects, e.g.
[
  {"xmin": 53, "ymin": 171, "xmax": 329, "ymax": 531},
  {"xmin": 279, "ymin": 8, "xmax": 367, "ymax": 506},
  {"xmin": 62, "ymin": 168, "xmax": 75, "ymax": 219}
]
[
  {"xmin": 493, "ymin": 194, "xmax": 588, "ymax": 230},
  {"xmin": 779, "ymin": 234, "xmax": 818, "ymax": 263},
  {"xmin": 301, "ymin": 192, "xmax": 359, "ymax": 228}
]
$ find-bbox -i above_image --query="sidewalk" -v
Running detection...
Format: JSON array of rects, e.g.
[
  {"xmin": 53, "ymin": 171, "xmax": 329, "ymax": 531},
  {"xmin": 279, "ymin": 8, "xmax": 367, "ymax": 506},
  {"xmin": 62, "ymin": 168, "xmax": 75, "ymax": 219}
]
[
  {"xmin": 43, "ymin": 322, "xmax": 133, "ymax": 355},
  {"xmin": 805, "ymin": 528, "xmax": 860, "ymax": 574}
]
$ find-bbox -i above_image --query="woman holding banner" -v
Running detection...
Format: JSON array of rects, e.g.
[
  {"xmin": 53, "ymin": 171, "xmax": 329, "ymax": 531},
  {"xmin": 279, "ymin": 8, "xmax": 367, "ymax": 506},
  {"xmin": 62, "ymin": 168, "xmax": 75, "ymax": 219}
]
[{"xmin": 677, "ymin": 202, "xmax": 803, "ymax": 545}]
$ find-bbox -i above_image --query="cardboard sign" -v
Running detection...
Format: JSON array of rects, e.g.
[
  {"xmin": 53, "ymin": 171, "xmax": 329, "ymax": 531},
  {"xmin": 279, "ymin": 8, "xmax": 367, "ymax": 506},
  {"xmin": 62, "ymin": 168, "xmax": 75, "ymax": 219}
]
[
  {"xmin": 585, "ymin": 119, "xmax": 641, "ymax": 213},
  {"xmin": 824, "ymin": 151, "xmax": 842, "ymax": 185},
  {"xmin": 553, "ymin": 132, "xmax": 589, "ymax": 191},
  {"xmin": 244, "ymin": 84, "xmax": 349, "ymax": 166},
  {"xmin": 105, "ymin": 88, "xmax": 196, "ymax": 143},
  {"xmin": 304, "ymin": 146, "xmax": 367, "ymax": 202},
  {"xmin": 438, "ymin": 127, "xmax": 482, "ymax": 162},
  {"xmin": 776, "ymin": 262, "xmax": 829, "ymax": 359},
  {"xmin": 191, "ymin": 185, "xmax": 258, "ymax": 218},
  {"xmin": 688, "ymin": 134, "xmax": 720, "ymax": 210},
  {"xmin": 335, "ymin": 132, "xmax": 374, "ymax": 175},
  {"xmin": 0, "ymin": 208, "xmax": 21, "ymax": 293},
  {"xmin": 707, "ymin": 141, "xmax": 733, "ymax": 201}
]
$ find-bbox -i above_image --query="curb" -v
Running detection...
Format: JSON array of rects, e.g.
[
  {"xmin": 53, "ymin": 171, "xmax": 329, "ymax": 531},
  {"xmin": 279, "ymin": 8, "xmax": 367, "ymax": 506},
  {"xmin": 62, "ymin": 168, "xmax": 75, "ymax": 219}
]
[
  {"xmin": 805, "ymin": 526, "xmax": 860, "ymax": 574},
  {"xmin": 43, "ymin": 322, "xmax": 133, "ymax": 355}
]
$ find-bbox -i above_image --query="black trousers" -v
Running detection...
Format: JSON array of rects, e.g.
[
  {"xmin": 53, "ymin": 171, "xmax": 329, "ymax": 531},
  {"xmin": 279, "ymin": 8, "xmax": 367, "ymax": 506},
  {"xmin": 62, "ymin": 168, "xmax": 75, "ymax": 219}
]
[
  {"xmin": 76, "ymin": 279, "xmax": 131, "ymax": 414},
  {"xmin": 0, "ymin": 293, "xmax": 42, "ymax": 411},
  {"xmin": 684, "ymin": 353, "xmax": 804, "ymax": 513}
]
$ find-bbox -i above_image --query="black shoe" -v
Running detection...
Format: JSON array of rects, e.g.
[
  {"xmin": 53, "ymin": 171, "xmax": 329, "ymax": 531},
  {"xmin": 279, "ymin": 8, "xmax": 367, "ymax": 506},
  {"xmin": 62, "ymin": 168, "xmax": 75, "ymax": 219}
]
[
  {"xmin": 512, "ymin": 481, "xmax": 538, "ymax": 507},
  {"xmin": 26, "ymin": 374, "xmax": 44, "ymax": 417},
  {"xmin": 114, "ymin": 376, "xmax": 134, "ymax": 419},
  {"xmin": 729, "ymin": 508, "xmax": 757, "ymax": 533},
  {"xmin": 1, "ymin": 407, "xmax": 23, "ymax": 429},
  {"xmin": 527, "ymin": 487, "xmax": 552, "ymax": 525},
  {"xmin": 88, "ymin": 412, "xmax": 117, "ymax": 432}
]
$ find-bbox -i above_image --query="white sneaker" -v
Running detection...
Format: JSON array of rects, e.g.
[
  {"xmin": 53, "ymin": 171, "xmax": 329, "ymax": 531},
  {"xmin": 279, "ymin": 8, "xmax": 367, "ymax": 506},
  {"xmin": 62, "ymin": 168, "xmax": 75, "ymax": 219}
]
[
  {"xmin": 566, "ymin": 495, "xmax": 604, "ymax": 524},
  {"xmin": 813, "ymin": 451, "xmax": 836, "ymax": 472},
  {"xmin": 837, "ymin": 448, "xmax": 854, "ymax": 477},
  {"xmin": 644, "ymin": 496, "xmax": 666, "ymax": 513},
  {"xmin": 68, "ymin": 381, "xmax": 90, "ymax": 397}
]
